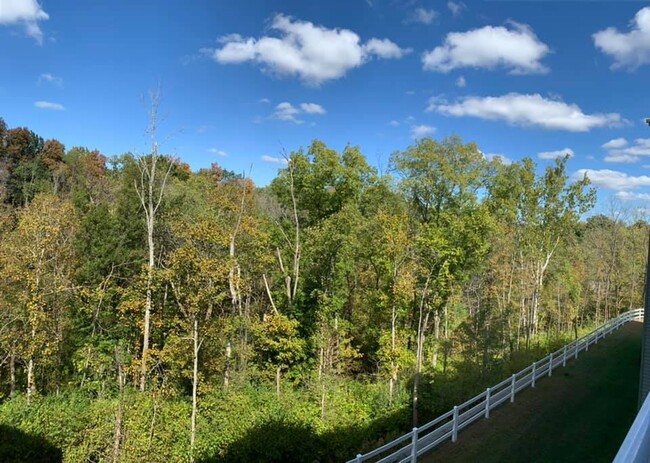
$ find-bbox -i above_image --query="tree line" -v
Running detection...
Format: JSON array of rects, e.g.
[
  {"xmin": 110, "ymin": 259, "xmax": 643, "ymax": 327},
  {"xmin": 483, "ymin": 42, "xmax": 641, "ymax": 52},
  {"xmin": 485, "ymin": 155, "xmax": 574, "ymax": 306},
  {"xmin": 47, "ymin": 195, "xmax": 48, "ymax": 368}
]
[{"xmin": 0, "ymin": 108, "xmax": 647, "ymax": 462}]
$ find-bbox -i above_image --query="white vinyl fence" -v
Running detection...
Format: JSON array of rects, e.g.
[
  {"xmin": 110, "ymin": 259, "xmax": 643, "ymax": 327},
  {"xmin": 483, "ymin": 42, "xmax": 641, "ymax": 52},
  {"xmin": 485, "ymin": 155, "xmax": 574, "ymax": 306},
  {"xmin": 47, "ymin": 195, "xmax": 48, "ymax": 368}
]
[
  {"xmin": 614, "ymin": 381, "xmax": 650, "ymax": 463},
  {"xmin": 349, "ymin": 308, "xmax": 644, "ymax": 463}
]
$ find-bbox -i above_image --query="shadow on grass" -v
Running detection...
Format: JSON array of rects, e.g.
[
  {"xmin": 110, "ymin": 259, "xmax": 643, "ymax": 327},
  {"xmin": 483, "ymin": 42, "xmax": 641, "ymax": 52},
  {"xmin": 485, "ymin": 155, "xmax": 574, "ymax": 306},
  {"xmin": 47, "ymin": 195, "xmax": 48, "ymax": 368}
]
[
  {"xmin": 0, "ymin": 424, "xmax": 62, "ymax": 463},
  {"xmin": 205, "ymin": 364, "xmax": 546, "ymax": 463},
  {"xmin": 199, "ymin": 406, "xmax": 411, "ymax": 463},
  {"xmin": 200, "ymin": 332, "xmax": 595, "ymax": 463}
]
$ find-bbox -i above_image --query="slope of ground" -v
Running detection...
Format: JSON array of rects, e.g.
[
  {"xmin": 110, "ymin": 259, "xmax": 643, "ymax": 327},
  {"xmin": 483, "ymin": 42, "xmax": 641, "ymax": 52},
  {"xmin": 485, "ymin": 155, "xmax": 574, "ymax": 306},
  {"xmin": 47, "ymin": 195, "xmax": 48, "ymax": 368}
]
[{"xmin": 422, "ymin": 321, "xmax": 643, "ymax": 463}]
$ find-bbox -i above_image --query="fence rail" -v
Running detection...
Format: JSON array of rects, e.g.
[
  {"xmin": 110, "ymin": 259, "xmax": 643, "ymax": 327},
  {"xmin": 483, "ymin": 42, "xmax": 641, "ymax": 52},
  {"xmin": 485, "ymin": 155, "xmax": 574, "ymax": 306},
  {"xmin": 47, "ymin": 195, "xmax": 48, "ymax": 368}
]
[
  {"xmin": 350, "ymin": 308, "xmax": 644, "ymax": 463},
  {"xmin": 614, "ymin": 381, "xmax": 650, "ymax": 463}
]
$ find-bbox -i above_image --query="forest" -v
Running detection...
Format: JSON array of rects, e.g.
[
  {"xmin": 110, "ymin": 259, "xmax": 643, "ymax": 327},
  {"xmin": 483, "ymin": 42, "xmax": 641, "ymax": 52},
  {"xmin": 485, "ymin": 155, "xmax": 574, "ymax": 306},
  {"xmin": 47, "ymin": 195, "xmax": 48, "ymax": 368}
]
[{"xmin": 0, "ymin": 107, "xmax": 647, "ymax": 463}]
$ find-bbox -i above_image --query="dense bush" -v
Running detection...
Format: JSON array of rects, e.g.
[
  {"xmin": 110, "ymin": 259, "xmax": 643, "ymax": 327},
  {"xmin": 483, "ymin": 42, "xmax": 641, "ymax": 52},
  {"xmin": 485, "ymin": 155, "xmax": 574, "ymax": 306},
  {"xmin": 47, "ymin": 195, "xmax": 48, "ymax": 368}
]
[{"xmin": 0, "ymin": 381, "xmax": 412, "ymax": 463}]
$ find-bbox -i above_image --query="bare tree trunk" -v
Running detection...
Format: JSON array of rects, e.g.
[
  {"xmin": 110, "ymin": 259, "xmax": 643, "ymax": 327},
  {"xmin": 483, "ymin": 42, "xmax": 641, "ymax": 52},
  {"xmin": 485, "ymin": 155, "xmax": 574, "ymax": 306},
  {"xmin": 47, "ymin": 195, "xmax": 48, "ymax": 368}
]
[
  {"xmin": 595, "ymin": 280, "xmax": 602, "ymax": 325},
  {"xmin": 432, "ymin": 312, "xmax": 440, "ymax": 369},
  {"xmin": 26, "ymin": 358, "xmax": 35, "ymax": 400},
  {"xmin": 518, "ymin": 251, "xmax": 526, "ymax": 350},
  {"xmin": 412, "ymin": 276, "xmax": 431, "ymax": 427},
  {"xmin": 136, "ymin": 88, "xmax": 172, "ymax": 392},
  {"xmin": 239, "ymin": 294, "xmax": 251, "ymax": 378},
  {"xmin": 113, "ymin": 348, "xmax": 124, "ymax": 463},
  {"xmin": 224, "ymin": 342, "xmax": 231, "ymax": 389},
  {"xmin": 140, "ymin": 222, "xmax": 154, "ymax": 392},
  {"xmin": 530, "ymin": 264, "xmax": 542, "ymax": 339},
  {"xmin": 277, "ymin": 152, "xmax": 301, "ymax": 306},
  {"xmin": 26, "ymin": 322, "xmax": 37, "ymax": 401},
  {"xmin": 389, "ymin": 300, "xmax": 397, "ymax": 405},
  {"xmin": 9, "ymin": 349, "xmax": 15, "ymax": 397},
  {"xmin": 190, "ymin": 318, "xmax": 199, "ymax": 463},
  {"xmin": 262, "ymin": 274, "xmax": 279, "ymax": 315},
  {"xmin": 604, "ymin": 269, "xmax": 612, "ymax": 321},
  {"xmin": 289, "ymin": 163, "xmax": 300, "ymax": 305},
  {"xmin": 412, "ymin": 330, "xmax": 423, "ymax": 427},
  {"xmin": 225, "ymin": 179, "xmax": 247, "ymax": 388},
  {"xmin": 320, "ymin": 380, "xmax": 326, "ymax": 420},
  {"xmin": 317, "ymin": 347, "xmax": 323, "ymax": 383}
]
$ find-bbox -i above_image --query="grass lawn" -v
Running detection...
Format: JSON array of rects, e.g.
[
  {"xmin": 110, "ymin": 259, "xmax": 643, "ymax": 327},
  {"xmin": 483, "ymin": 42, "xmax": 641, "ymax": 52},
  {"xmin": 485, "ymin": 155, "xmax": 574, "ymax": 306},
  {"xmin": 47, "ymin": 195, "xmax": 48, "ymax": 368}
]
[{"xmin": 422, "ymin": 321, "xmax": 643, "ymax": 463}]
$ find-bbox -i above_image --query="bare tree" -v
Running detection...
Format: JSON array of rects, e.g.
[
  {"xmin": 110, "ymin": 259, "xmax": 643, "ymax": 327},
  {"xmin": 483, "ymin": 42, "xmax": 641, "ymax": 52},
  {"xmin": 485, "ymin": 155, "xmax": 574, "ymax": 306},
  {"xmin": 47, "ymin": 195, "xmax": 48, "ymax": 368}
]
[
  {"xmin": 112, "ymin": 346, "xmax": 125, "ymax": 463},
  {"xmin": 265, "ymin": 151, "xmax": 301, "ymax": 308},
  {"xmin": 135, "ymin": 87, "xmax": 173, "ymax": 392},
  {"xmin": 225, "ymin": 176, "xmax": 249, "ymax": 388}
]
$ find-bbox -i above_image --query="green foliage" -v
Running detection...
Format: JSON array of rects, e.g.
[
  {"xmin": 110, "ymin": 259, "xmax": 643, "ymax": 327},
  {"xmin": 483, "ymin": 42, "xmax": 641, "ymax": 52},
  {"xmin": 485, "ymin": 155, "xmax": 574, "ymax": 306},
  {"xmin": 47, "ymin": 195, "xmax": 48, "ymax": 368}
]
[
  {"xmin": 254, "ymin": 314, "xmax": 306, "ymax": 378},
  {"xmin": 0, "ymin": 118, "xmax": 640, "ymax": 462}
]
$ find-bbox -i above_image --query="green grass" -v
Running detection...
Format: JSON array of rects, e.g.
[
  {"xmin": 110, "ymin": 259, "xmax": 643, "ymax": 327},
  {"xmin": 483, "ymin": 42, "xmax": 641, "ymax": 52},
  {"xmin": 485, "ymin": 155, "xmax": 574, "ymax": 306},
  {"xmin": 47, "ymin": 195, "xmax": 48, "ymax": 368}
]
[{"xmin": 423, "ymin": 321, "xmax": 643, "ymax": 463}]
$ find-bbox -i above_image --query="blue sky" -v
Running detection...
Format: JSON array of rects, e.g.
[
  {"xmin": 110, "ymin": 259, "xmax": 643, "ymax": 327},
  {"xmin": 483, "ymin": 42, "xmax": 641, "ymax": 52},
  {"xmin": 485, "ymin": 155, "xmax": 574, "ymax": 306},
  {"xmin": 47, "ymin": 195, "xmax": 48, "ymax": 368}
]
[{"xmin": 2, "ymin": 0, "xmax": 650, "ymax": 213}]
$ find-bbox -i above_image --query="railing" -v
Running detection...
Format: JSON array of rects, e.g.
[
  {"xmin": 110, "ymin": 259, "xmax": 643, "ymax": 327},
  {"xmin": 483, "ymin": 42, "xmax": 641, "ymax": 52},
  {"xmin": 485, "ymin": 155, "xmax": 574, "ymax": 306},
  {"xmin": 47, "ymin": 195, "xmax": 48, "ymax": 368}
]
[
  {"xmin": 614, "ymin": 353, "xmax": 650, "ymax": 462},
  {"xmin": 350, "ymin": 308, "xmax": 644, "ymax": 463}
]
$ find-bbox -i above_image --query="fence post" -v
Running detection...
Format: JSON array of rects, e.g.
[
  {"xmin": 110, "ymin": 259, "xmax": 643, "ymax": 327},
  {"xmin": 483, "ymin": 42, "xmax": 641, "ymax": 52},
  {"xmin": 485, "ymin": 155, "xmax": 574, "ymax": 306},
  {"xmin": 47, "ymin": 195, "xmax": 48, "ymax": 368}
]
[
  {"xmin": 485, "ymin": 388, "xmax": 491, "ymax": 418},
  {"xmin": 452, "ymin": 406, "xmax": 459, "ymax": 443},
  {"xmin": 532, "ymin": 362, "xmax": 536, "ymax": 387},
  {"xmin": 411, "ymin": 427, "xmax": 418, "ymax": 462},
  {"xmin": 356, "ymin": 454, "xmax": 363, "ymax": 463},
  {"xmin": 563, "ymin": 345, "xmax": 567, "ymax": 367},
  {"xmin": 510, "ymin": 374, "xmax": 516, "ymax": 403},
  {"xmin": 548, "ymin": 353, "xmax": 553, "ymax": 377},
  {"xmin": 586, "ymin": 335, "xmax": 589, "ymax": 352}
]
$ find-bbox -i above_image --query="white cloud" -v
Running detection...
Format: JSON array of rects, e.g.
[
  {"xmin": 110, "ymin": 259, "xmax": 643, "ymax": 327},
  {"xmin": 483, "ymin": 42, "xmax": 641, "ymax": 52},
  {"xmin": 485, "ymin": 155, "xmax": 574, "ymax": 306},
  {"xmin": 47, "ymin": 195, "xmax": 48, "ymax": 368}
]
[
  {"xmin": 363, "ymin": 38, "xmax": 411, "ymax": 59},
  {"xmin": 447, "ymin": 1, "xmax": 466, "ymax": 17},
  {"xmin": 484, "ymin": 152, "xmax": 513, "ymax": 165},
  {"xmin": 614, "ymin": 138, "xmax": 650, "ymax": 156},
  {"xmin": 410, "ymin": 124, "xmax": 436, "ymax": 139},
  {"xmin": 602, "ymin": 137, "xmax": 628, "ymax": 149},
  {"xmin": 271, "ymin": 101, "xmax": 326, "ymax": 123},
  {"xmin": 538, "ymin": 148, "xmax": 574, "ymax": 160},
  {"xmin": 593, "ymin": 7, "xmax": 650, "ymax": 70},
  {"xmin": 273, "ymin": 102, "xmax": 302, "ymax": 123},
  {"xmin": 258, "ymin": 98, "xmax": 271, "ymax": 104},
  {"xmin": 455, "ymin": 76, "xmax": 466, "ymax": 87},
  {"xmin": 0, "ymin": 0, "xmax": 48, "ymax": 44},
  {"xmin": 207, "ymin": 148, "xmax": 227, "ymax": 157},
  {"xmin": 602, "ymin": 138, "xmax": 650, "ymax": 163},
  {"xmin": 38, "ymin": 72, "xmax": 62, "ymax": 87},
  {"xmin": 605, "ymin": 154, "xmax": 639, "ymax": 163},
  {"xmin": 300, "ymin": 103, "xmax": 326, "ymax": 114},
  {"xmin": 205, "ymin": 14, "xmax": 409, "ymax": 85},
  {"xmin": 615, "ymin": 191, "xmax": 650, "ymax": 201},
  {"xmin": 261, "ymin": 155, "xmax": 288, "ymax": 164},
  {"xmin": 389, "ymin": 120, "xmax": 400, "ymax": 127},
  {"xmin": 427, "ymin": 93, "xmax": 622, "ymax": 132},
  {"xmin": 406, "ymin": 8, "xmax": 438, "ymax": 25},
  {"xmin": 34, "ymin": 100, "xmax": 64, "ymax": 111},
  {"xmin": 574, "ymin": 168, "xmax": 650, "ymax": 190},
  {"xmin": 422, "ymin": 22, "xmax": 550, "ymax": 74}
]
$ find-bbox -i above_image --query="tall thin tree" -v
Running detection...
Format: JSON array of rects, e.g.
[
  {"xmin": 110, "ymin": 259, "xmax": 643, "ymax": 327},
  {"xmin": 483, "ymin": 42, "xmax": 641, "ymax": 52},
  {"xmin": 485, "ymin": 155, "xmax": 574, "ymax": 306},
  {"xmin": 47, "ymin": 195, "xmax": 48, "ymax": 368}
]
[{"xmin": 135, "ymin": 87, "xmax": 172, "ymax": 391}]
